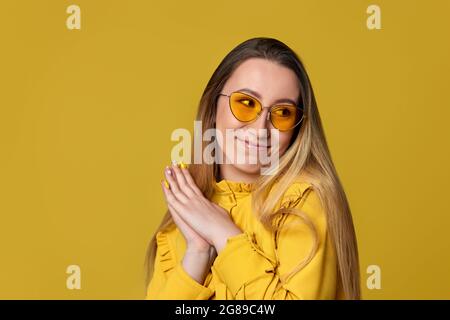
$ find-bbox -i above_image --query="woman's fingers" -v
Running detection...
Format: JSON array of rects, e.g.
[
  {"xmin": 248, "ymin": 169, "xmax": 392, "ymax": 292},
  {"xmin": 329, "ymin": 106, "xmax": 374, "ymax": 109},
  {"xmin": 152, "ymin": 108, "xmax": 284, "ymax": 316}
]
[
  {"xmin": 161, "ymin": 179, "xmax": 210, "ymax": 248},
  {"xmin": 166, "ymin": 201, "xmax": 181, "ymax": 224},
  {"xmin": 171, "ymin": 162, "xmax": 196, "ymax": 198},
  {"xmin": 161, "ymin": 177, "xmax": 187, "ymax": 213},
  {"xmin": 179, "ymin": 164, "xmax": 204, "ymax": 197},
  {"xmin": 160, "ymin": 179, "xmax": 187, "ymax": 222},
  {"xmin": 163, "ymin": 187, "xmax": 192, "ymax": 233},
  {"xmin": 164, "ymin": 166, "xmax": 189, "ymax": 203}
]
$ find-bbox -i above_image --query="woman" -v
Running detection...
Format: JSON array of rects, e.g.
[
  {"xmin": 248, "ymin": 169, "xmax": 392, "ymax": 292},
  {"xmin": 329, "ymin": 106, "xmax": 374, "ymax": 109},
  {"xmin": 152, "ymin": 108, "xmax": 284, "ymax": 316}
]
[{"xmin": 144, "ymin": 37, "xmax": 360, "ymax": 300}]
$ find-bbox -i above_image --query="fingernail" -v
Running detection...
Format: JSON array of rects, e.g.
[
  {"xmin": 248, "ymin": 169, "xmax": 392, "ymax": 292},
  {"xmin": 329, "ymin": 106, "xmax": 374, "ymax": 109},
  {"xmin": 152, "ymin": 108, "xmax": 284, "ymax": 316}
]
[
  {"xmin": 161, "ymin": 179, "xmax": 170, "ymax": 189},
  {"xmin": 165, "ymin": 166, "xmax": 172, "ymax": 175},
  {"xmin": 179, "ymin": 161, "xmax": 188, "ymax": 169}
]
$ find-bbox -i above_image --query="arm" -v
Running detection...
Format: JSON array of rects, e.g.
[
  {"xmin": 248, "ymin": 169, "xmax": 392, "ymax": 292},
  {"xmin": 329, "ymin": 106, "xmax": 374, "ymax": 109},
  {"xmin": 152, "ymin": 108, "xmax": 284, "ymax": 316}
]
[
  {"xmin": 147, "ymin": 164, "xmax": 217, "ymax": 300},
  {"xmin": 145, "ymin": 234, "xmax": 215, "ymax": 300},
  {"xmin": 182, "ymin": 246, "xmax": 216, "ymax": 285},
  {"xmin": 211, "ymin": 188, "xmax": 340, "ymax": 300}
]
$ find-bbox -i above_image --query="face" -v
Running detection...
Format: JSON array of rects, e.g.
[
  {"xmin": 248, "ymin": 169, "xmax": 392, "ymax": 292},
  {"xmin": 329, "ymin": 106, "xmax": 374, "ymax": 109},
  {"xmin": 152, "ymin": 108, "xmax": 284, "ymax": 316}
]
[{"xmin": 215, "ymin": 57, "xmax": 301, "ymax": 180}]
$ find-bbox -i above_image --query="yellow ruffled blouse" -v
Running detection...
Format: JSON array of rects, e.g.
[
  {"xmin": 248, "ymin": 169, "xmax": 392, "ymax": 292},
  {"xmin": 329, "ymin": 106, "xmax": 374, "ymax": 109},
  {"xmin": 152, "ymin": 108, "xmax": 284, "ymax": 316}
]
[{"xmin": 146, "ymin": 178, "xmax": 345, "ymax": 300}]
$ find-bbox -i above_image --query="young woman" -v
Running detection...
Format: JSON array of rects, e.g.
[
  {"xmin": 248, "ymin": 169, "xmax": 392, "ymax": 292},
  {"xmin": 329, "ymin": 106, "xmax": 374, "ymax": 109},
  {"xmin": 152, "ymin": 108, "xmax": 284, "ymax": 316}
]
[{"xmin": 144, "ymin": 37, "xmax": 360, "ymax": 300}]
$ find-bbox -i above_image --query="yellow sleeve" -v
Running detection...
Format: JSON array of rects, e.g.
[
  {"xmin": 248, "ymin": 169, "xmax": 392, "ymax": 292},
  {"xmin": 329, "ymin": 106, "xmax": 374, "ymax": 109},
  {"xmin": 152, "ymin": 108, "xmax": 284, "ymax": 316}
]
[
  {"xmin": 211, "ymin": 185, "xmax": 340, "ymax": 300},
  {"xmin": 145, "ymin": 231, "xmax": 214, "ymax": 300}
]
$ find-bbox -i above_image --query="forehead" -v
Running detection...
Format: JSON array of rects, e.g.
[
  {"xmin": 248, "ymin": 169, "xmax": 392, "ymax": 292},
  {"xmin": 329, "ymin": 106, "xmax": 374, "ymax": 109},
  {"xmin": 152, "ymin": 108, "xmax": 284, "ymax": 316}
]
[{"xmin": 224, "ymin": 58, "xmax": 300, "ymax": 103}]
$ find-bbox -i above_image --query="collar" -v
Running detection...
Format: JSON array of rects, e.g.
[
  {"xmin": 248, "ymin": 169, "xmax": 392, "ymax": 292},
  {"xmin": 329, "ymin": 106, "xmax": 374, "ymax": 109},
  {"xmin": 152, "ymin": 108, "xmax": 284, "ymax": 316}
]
[{"xmin": 213, "ymin": 178, "xmax": 254, "ymax": 194}]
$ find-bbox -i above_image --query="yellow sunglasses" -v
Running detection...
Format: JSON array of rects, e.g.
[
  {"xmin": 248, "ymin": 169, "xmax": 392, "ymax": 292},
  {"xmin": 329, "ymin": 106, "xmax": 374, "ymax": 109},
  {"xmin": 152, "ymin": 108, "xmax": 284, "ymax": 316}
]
[{"xmin": 218, "ymin": 91, "xmax": 305, "ymax": 131}]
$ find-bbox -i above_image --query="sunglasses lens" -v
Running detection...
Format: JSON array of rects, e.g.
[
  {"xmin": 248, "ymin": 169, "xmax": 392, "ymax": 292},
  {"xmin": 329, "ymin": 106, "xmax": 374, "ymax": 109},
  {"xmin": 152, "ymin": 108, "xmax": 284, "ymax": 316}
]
[
  {"xmin": 229, "ymin": 92, "xmax": 261, "ymax": 122},
  {"xmin": 271, "ymin": 105, "xmax": 303, "ymax": 131}
]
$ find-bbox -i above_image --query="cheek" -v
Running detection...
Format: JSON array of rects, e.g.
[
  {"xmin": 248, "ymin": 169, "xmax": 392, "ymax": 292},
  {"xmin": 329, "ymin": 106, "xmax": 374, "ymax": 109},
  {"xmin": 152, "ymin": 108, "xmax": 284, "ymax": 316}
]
[
  {"xmin": 277, "ymin": 132, "xmax": 294, "ymax": 154},
  {"xmin": 215, "ymin": 101, "xmax": 241, "ymax": 131}
]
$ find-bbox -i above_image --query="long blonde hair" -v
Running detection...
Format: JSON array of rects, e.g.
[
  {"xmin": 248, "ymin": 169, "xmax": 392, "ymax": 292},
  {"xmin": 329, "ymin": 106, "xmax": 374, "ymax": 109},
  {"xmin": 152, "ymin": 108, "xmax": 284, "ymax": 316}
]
[{"xmin": 144, "ymin": 37, "xmax": 360, "ymax": 299}]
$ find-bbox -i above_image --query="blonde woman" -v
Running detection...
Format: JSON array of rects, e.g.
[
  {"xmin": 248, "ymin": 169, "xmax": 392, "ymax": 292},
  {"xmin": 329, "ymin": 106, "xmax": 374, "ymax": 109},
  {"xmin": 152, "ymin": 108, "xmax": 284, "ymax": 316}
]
[{"xmin": 144, "ymin": 37, "xmax": 360, "ymax": 300}]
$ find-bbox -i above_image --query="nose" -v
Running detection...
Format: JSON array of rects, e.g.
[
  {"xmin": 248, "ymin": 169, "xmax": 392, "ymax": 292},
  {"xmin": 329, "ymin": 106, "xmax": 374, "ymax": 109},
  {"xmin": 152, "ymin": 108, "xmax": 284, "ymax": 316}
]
[
  {"xmin": 242, "ymin": 108, "xmax": 272, "ymax": 143},
  {"xmin": 246, "ymin": 108, "xmax": 271, "ymax": 130}
]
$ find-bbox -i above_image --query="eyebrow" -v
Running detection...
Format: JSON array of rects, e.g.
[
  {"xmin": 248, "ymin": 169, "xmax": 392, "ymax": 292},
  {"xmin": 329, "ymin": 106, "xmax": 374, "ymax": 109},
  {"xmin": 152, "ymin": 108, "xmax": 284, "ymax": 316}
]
[{"xmin": 237, "ymin": 87, "xmax": 299, "ymax": 106}]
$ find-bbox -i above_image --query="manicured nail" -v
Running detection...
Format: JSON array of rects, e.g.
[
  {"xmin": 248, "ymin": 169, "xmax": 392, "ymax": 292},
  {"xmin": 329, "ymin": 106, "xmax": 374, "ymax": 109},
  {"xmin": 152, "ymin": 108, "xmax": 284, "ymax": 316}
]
[
  {"xmin": 165, "ymin": 166, "xmax": 172, "ymax": 175},
  {"xmin": 161, "ymin": 179, "xmax": 170, "ymax": 189},
  {"xmin": 179, "ymin": 161, "xmax": 188, "ymax": 169}
]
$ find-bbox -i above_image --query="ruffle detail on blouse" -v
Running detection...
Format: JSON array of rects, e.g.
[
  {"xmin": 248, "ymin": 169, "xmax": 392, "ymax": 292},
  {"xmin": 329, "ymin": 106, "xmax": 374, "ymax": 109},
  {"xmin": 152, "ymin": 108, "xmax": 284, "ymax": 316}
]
[
  {"xmin": 213, "ymin": 179, "xmax": 254, "ymax": 194},
  {"xmin": 155, "ymin": 230, "xmax": 176, "ymax": 273},
  {"xmin": 278, "ymin": 181, "xmax": 313, "ymax": 209}
]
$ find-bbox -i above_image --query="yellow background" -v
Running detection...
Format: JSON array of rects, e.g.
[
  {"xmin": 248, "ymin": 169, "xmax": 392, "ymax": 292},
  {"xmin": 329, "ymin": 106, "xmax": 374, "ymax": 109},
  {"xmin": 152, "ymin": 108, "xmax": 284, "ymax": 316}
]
[{"xmin": 1, "ymin": 0, "xmax": 449, "ymax": 299}]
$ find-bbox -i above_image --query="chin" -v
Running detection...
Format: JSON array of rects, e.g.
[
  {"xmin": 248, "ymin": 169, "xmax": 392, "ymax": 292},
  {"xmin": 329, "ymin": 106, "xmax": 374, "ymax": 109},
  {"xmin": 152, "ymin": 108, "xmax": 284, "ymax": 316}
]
[{"xmin": 233, "ymin": 163, "xmax": 262, "ymax": 175}]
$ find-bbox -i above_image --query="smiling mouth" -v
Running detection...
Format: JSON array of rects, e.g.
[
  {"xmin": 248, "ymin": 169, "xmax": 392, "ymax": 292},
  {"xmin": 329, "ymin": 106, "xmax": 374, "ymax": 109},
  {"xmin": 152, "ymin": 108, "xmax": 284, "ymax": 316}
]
[{"xmin": 235, "ymin": 137, "xmax": 271, "ymax": 149}]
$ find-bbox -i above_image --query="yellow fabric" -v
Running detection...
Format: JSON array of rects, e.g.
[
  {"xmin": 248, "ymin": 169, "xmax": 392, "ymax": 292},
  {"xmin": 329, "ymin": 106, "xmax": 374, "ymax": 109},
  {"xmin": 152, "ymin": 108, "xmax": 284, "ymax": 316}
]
[{"xmin": 146, "ymin": 178, "xmax": 345, "ymax": 300}]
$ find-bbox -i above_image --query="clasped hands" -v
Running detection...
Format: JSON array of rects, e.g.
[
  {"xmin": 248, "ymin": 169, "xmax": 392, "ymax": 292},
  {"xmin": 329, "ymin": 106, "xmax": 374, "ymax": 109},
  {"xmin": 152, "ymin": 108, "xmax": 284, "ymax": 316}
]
[{"xmin": 160, "ymin": 162, "xmax": 243, "ymax": 255}]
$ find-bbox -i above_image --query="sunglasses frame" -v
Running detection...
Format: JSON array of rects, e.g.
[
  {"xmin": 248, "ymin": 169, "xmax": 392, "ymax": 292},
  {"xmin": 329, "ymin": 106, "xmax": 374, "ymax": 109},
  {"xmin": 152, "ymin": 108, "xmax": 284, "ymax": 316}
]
[{"xmin": 218, "ymin": 91, "xmax": 306, "ymax": 131}]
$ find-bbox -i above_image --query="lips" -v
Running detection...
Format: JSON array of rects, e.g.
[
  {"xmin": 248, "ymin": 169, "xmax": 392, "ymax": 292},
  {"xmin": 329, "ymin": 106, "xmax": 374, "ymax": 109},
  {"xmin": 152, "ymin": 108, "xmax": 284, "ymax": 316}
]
[{"xmin": 235, "ymin": 136, "xmax": 270, "ymax": 149}]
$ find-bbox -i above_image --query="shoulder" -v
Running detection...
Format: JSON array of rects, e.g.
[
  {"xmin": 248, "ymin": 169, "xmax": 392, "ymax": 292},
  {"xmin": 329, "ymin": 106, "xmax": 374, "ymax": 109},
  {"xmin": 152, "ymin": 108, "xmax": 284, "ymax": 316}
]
[
  {"xmin": 282, "ymin": 180, "xmax": 314, "ymax": 199},
  {"xmin": 278, "ymin": 179, "xmax": 314, "ymax": 210},
  {"xmin": 277, "ymin": 179, "xmax": 327, "ymax": 232}
]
